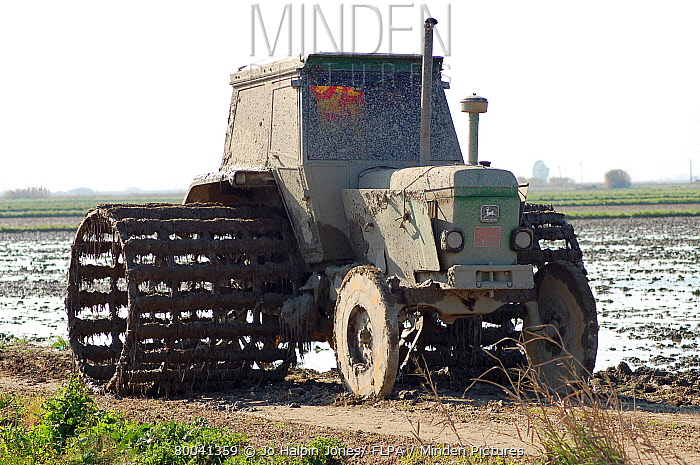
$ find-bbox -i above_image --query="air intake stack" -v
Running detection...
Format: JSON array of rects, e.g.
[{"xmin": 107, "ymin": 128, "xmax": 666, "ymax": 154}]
[{"xmin": 461, "ymin": 94, "xmax": 488, "ymax": 166}]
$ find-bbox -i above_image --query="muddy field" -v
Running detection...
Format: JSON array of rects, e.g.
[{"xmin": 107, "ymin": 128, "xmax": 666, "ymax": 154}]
[
  {"xmin": 1, "ymin": 217, "xmax": 699, "ymax": 374},
  {"xmin": 572, "ymin": 217, "xmax": 700, "ymax": 372},
  {"xmin": 0, "ymin": 230, "xmax": 72, "ymax": 344}
]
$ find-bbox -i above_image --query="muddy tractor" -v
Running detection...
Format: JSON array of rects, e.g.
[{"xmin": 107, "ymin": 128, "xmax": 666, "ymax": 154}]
[{"xmin": 67, "ymin": 20, "xmax": 597, "ymax": 396}]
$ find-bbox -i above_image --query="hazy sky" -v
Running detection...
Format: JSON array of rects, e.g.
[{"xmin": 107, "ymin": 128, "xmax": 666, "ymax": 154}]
[{"xmin": 2, "ymin": 1, "xmax": 699, "ymax": 193}]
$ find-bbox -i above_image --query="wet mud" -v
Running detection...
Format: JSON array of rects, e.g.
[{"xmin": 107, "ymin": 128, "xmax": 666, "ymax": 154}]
[
  {"xmin": 0, "ymin": 231, "xmax": 72, "ymax": 343},
  {"xmin": 571, "ymin": 217, "xmax": 700, "ymax": 372},
  {"xmin": 1, "ymin": 217, "xmax": 699, "ymax": 375}
]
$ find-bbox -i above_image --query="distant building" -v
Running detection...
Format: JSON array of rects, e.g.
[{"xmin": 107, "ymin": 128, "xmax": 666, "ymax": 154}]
[{"xmin": 532, "ymin": 160, "xmax": 550, "ymax": 181}]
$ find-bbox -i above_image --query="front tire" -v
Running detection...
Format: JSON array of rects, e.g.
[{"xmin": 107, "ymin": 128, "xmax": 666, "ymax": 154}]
[{"xmin": 334, "ymin": 266, "xmax": 400, "ymax": 397}]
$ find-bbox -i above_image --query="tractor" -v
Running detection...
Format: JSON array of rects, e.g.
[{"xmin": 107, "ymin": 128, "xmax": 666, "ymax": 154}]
[{"xmin": 67, "ymin": 19, "xmax": 597, "ymax": 396}]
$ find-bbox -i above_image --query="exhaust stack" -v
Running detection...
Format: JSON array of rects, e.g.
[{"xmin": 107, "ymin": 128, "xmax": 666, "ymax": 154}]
[
  {"xmin": 419, "ymin": 18, "xmax": 438, "ymax": 167},
  {"xmin": 461, "ymin": 94, "xmax": 488, "ymax": 166}
]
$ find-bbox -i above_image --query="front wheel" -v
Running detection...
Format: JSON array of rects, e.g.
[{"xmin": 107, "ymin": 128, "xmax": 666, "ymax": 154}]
[
  {"xmin": 334, "ymin": 266, "xmax": 400, "ymax": 397},
  {"xmin": 523, "ymin": 261, "xmax": 598, "ymax": 389}
]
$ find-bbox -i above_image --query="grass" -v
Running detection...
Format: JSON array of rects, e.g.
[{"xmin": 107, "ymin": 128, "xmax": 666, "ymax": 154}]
[
  {"xmin": 402, "ymin": 359, "xmax": 524, "ymax": 465},
  {"xmin": 50, "ymin": 336, "xmax": 70, "ymax": 350},
  {"xmin": 0, "ymin": 225, "xmax": 79, "ymax": 232},
  {"xmin": 3, "ymin": 188, "xmax": 700, "ymax": 224},
  {"xmin": 524, "ymin": 185, "xmax": 700, "ymax": 218},
  {"xmin": 0, "ymin": 195, "xmax": 183, "ymax": 231},
  {"xmin": 0, "ymin": 376, "xmax": 342, "ymax": 464},
  {"xmin": 1, "ymin": 340, "xmax": 691, "ymax": 465},
  {"xmin": 526, "ymin": 185, "xmax": 700, "ymax": 206},
  {"xmin": 648, "ymin": 420, "xmax": 681, "ymax": 429},
  {"xmin": 0, "ymin": 393, "xmax": 27, "ymax": 428}
]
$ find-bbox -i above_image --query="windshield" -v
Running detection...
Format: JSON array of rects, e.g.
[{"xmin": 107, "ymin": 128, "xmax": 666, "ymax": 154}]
[{"xmin": 303, "ymin": 67, "xmax": 461, "ymax": 162}]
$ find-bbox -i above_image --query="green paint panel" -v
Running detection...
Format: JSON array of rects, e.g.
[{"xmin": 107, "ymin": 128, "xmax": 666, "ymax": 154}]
[{"xmin": 448, "ymin": 195, "xmax": 520, "ymax": 266}]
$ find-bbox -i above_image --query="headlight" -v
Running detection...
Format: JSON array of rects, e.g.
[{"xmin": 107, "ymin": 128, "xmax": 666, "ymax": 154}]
[
  {"xmin": 511, "ymin": 228, "xmax": 534, "ymax": 251},
  {"xmin": 441, "ymin": 229, "xmax": 464, "ymax": 252}
]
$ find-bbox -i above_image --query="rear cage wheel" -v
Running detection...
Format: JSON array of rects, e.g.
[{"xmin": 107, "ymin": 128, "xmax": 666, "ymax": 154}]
[
  {"xmin": 518, "ymin": 203, "xmax": 586, "ymax": 273},
  {"xmin": 66, "ymin": 203, "xmax": 306, "ymax": 395}
]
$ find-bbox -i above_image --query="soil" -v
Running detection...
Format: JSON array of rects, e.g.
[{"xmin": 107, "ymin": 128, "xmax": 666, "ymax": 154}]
[
  {"xmin": 1, "ymin": 345, "xmax": 699, "ymax": 464},
  {"xmin": 3, "ymin": 219, "xmax": 700, "ymax": 371},
  {"xmin": 0, "ymin": 216, "xmax": 81, "ymax": 229}
]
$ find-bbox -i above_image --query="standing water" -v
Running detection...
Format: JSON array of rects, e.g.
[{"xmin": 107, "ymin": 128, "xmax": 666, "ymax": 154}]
[{"xmin": 1, "ymin": 218, "xmax": 699, "ymax": 372}]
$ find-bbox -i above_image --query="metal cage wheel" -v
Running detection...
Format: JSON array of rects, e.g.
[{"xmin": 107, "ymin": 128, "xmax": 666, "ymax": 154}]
[
  {"xmin": 67, "ymin": 203, "xmax": 304, "ymax": 395},
  {"xmin": 523, "ymin": 260, "xmax": 598, "ymax": 389},
  {"xmin": 333, "ymin": 266, "xmax": 399, "ymax": 397}
]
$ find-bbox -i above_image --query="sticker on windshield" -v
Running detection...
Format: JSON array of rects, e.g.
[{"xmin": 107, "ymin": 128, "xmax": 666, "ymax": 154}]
[{"xmin": 311, "ymin": 86, "xmax": 365, "ymax": 122}]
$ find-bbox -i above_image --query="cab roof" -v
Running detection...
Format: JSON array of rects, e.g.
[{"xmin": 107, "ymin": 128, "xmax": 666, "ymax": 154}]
[{"xmin": 230, "ymin": 53, "xmax": 444, "ymax": 86}]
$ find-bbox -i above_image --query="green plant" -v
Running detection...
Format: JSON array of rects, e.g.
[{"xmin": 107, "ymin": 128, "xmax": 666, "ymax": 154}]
[
  {"xmin": 0, "ymin": 377, "xmax": 344, "ymax": 465},
  {"xmin": 304, "ymin": 437, "xmax": 342, "ymax": 465},
  {"xmin": 604, "ymin": 169, "xmax": 632, "ymax": 189},
  {"xmin": 648, "ymin": 419, "xmax": 680, "ymax": 429},
  {"xmin": 564, "ymin": 209, "xmax": 700, "ymax": 220},
  {"xmin": 526, "ymin": 184, "xmax": 700, "ymax": 206},
  {"xmin": 0, "ymin": 392, "xmax": 25, "ymax": 427},
  {"xmin": 3, "ymin": 187, "xmax": 50, "ymax": 200},
  {"xmin": 0, "ymin": 225, "xmax": 79, "ymax": 232},
  {"xmin": 51, "ymin": 336, "xmax": 70, "ymax": 350},
  {"xmin": 548, "ymin": 176, "xmax": 576, "ymax": 188},
  {"xmin": 38, "ymin": 375, "xmax": 99, "ymax": 450}
]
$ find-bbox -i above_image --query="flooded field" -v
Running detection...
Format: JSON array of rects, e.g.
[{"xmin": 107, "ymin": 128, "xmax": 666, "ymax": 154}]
[
  {"xmin": 0, "ymin": 231, "xmax": 71, "ymax": 344},
  {"xmin": 573, "ymin": 217, "xmax": 700, "ymax": 371},
  {"xmin": 1, "ymin": 217, "xmax": 699, "ymax": 372}
]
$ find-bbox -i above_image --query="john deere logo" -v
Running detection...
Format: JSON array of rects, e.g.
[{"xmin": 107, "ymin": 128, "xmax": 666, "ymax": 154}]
[{"xmin": 481, "ymin": 205, "xmax": 499, "ymax": 223}]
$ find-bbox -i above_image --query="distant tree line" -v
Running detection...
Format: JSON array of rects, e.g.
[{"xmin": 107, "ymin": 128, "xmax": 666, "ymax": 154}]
[{"xmin": 2, "ymin": 187, "xmax": 50, "ymax": 199}]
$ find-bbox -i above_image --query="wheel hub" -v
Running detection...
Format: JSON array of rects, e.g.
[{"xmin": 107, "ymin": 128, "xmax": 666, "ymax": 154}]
[{"xmin": 349, "ymin": 307, "xmax": 373, "ymax": 369}]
